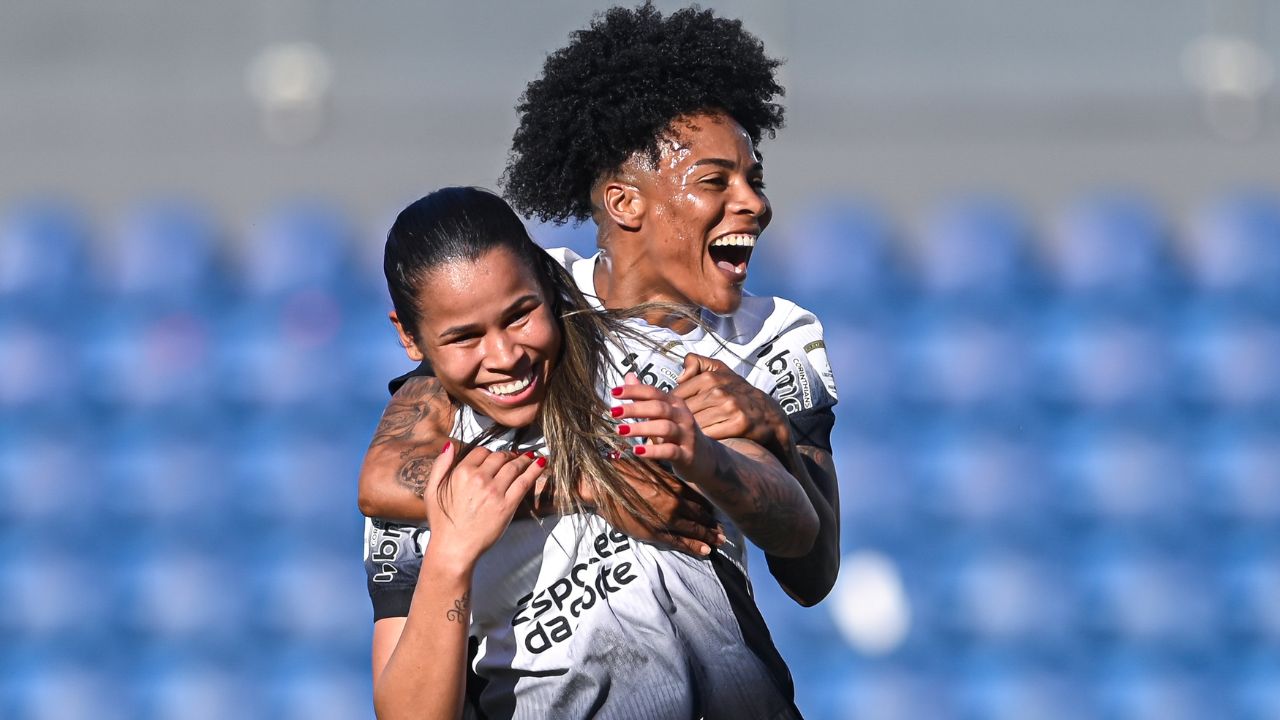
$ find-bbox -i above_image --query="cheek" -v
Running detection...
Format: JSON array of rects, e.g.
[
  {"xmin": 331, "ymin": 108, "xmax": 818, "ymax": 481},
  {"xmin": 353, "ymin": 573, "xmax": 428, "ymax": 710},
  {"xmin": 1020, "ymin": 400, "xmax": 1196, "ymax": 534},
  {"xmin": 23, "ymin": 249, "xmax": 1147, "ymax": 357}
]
[{"xmin": 424, "ymin": 349, "xmax": 476, "ymax": 397}]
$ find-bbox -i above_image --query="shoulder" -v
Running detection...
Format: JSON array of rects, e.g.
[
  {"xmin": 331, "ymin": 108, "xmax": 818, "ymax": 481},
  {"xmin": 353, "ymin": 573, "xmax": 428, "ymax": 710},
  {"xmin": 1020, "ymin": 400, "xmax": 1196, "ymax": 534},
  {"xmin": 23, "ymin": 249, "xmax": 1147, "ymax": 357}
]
[
  {"xmin": 607, "ymin": 318, "xmax": 687, "ymax": 393},
  {"xmin": 542, "ymin": 245, "xmax": 585, "ymax": 271}
]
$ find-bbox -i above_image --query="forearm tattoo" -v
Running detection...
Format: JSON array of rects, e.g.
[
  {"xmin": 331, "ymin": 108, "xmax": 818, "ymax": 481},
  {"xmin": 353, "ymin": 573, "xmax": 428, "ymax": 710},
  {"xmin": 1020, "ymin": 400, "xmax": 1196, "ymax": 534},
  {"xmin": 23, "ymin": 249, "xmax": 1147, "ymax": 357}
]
[
  {"xmin": 398, "ymin": 449, "xmax": 435, "ymax": 498},
  {"xmin": 445, "ymin": 592, "xmax": 470, "ymax": 624},
  {"xmin": 715, "ymin": 440, "xmax": 811, "ymax": 554}
]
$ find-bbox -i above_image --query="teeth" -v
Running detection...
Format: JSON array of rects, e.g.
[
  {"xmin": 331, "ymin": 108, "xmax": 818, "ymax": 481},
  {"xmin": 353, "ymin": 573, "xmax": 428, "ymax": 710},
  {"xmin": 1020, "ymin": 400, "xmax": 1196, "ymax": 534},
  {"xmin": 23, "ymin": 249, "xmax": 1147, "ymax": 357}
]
[
  {"xmin": 710, "ymin": 234, "xmax": 757, "ymax": 248},
  {"xmin": 486, "ymin": 374, "xmax": 532, "ymax": 396}
]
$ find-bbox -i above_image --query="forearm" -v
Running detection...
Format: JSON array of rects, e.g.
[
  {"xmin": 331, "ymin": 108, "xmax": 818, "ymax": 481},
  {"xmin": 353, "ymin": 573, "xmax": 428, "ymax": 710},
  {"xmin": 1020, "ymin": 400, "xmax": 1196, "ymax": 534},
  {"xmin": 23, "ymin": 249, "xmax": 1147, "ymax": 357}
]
[
  {"xmin": 687, "ymin": 438, "xmax": 818, "ymax": 558},
  {"xmin": 764, "ymin": 444, "xmax": 841, "ymax": 606},
  {"xmin": 359, "ymin": 376, "xmax": 451, "ymax": 523},
  {"xmin": 373, "ymin": 545, "xmax": 474, "ymax": 720},
  {"xmin": 359, "ymin": 443, "xmax": 434, "ymax": 523}
]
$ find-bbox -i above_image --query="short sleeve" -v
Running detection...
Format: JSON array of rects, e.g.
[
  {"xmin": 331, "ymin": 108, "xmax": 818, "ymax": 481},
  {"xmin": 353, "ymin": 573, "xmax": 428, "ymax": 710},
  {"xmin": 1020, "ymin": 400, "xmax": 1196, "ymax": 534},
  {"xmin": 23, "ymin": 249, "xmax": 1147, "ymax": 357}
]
[
  {"xmin": 756, "ymin": 309, "xmax": 838, "ymax": 451},
  {"xmin": 388, "ymin": 359, "xmax": 435, "ymax": 396},
  {"xmin": 364, "ymin": 517, "xmax": 428, "ymax": 620}
]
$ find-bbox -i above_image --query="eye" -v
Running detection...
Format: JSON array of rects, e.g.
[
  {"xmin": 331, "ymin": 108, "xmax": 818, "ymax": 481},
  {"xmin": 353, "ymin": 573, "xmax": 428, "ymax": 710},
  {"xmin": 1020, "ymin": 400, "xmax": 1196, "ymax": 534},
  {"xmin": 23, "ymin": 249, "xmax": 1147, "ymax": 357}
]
[
  {"xmin": 701, "ymin": 175, "xmax": 728, "ymax": 188},
  {"xmin": 750, "ymin": 176, "xmax": 767, "ymax": 190},
  {"xmin": 506, "ymin": 303, "xmax": 537, "ymax": 327}
]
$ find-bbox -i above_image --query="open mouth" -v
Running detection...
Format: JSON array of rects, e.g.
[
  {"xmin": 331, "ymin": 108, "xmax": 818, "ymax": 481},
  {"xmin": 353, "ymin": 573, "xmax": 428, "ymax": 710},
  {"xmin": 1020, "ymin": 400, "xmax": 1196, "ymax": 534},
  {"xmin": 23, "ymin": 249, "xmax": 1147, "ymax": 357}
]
[
  {"xmin": 481, "ymin": 371, "xmax": 538, "ymax": 404},
  {"xmin": 708, "ymin": 233, "xmax": 756, "ymax": 279}
]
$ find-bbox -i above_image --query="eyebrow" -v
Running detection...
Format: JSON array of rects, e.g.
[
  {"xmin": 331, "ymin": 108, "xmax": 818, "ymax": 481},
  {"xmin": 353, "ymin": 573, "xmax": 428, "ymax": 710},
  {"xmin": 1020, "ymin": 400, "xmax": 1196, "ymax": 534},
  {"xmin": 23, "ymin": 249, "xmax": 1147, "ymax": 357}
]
[
  {"xmin": 690, "ymin": 157, "xmax": 765, "ymax": 172},
  {"xmin": 437, "ymin": 293, "xmax": 541, "ymax": 341}
]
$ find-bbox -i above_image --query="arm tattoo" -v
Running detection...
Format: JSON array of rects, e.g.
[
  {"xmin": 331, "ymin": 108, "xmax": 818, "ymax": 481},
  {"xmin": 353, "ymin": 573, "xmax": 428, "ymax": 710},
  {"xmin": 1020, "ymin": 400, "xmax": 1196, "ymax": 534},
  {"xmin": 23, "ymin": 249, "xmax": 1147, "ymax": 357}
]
[
  {"xmin": 715, "ymin": 439, "xmax": 812, "ymax": 555},
  {"xmin": 397, "ymin": 449, "xmax": 435, "ymax": 498},
  {"xmin": 445, "ymin": 592, "xmax": 470, "ymax": 624},
  {"xmin": 370, "ymin": 377, "xmax": 448, "ymax": 447}
]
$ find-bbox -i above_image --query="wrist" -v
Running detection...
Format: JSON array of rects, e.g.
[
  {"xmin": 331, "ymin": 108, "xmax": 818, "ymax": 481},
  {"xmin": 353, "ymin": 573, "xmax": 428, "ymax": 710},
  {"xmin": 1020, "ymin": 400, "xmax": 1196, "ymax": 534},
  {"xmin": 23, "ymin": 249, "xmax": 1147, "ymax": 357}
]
[{"xmin": 423, "ymin": 539, "xmax": 479, "ymax": 579}]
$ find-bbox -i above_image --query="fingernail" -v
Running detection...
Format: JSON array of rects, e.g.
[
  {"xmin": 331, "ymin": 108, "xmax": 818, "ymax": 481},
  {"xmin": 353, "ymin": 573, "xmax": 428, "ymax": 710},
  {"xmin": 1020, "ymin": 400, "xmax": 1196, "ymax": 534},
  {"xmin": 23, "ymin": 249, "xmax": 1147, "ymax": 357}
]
[
  {"xmin": 610, "ymin": 406, "xmax": 624, "ymax": 418},
  {"xmin": 606, "ymin": 451, "xmax": 621, "ymax": 460},
  {"xmin": 618, "ymin": 425, "xmax": 631, "ymax": 436},
  {"xmin": 525, "ymin": 451, "xmax": 537, "ymax": 458},
  {"xmin": 699, "ymin": 544, "xmax": 711, "ymax": 556},
  {"xmin": 716, "ymin": 533, "xmax": 727, "ymax": 545},
  {"xmin": 442, "ymin": 441, "xmax": 451, "ymax": 452},
  {"xmin": 536, "ymin": 457, "xmax": 547, "ymax": 468},
  {"xmin": 611, "ymin": 387, "xmax": 623, "ymax": 397},
  {"xmin": 633, "ymin": 445, "xmax": 646, "ymax": 456}
]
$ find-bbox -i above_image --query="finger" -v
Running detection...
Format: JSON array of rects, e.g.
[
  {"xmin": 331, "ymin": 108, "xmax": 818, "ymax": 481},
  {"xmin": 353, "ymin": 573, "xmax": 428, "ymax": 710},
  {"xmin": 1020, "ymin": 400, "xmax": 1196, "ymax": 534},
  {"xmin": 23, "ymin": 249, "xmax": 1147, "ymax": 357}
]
[
  {"xmin": 675, "ymin": 352, "xmax": 718, "ymax": 384},
  {"xmin": 478, "ymin": 449, "xmax": 519, "ymax": 478},
  {"xmin": 672, "ymin": 371, "xmax": 720, "ymax": 402},
  {"xmin": 618, "ymin": 418, "xmax": 681, "ymax": 443},
  {"xmin": 505, "ymin": 455, "xmax": 547, "ymax": 505},
  {"xmin": 665, "ymin": 517, "xmax": 723, "ymax": 549},
  {"xmin": 624, "ymin": 371, "xmax": 640, "ymax": 386},
  {"xmin": 424, "ymin": 439, "xmax": 458, "ymax": 496},
  {"xmin": 611, "ymin": 382, "xmax": 670, "ymax": 402},
  {"xmin": 612, "ymin": 399, "xmax": 675, "ymax": 422},
  {"xmin": 456, "ymin": 444, "xmax": 492, "ymax": 469},
  {"xmin": 693, "ymin": 413, "xmax": 748, "ymax": 441},
  {"xmin": 494, "ymin": 452, "xmax": 537, "ymax": 485},
  {"xmin": 629, "ymin": 441, "xmax": 683, "ymax": 462}
]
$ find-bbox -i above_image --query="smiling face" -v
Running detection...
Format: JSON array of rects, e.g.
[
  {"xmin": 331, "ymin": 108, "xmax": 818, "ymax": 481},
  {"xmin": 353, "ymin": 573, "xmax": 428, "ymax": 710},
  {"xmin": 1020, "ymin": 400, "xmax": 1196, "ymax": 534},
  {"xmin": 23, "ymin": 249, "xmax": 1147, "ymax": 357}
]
[
  {"xmin": 610, "ymin": 111, "xmax": 772, "ymax": 317},
  {"xmin": 392, "ymin": 247, "xmax": 561, "ymax": 428}
]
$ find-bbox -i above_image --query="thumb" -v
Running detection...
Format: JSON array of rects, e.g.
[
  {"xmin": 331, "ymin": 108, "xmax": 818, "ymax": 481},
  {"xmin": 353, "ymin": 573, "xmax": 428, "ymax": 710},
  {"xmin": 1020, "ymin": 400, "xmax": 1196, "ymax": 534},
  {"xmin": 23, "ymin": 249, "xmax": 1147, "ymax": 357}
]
[
  {"xmin": 677, "ymin": 352, "xmax": 712, "ymax": 384},
  {"xmin": 425, "ymin": 439, "xmax": 457, "ymax": 498}
]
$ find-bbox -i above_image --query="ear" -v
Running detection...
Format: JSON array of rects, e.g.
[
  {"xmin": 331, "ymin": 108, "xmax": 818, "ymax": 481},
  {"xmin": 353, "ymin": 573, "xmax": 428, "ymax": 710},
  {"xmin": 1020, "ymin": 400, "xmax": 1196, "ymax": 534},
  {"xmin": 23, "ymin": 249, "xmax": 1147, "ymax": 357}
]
[
  {"xmin": 599, "ymin": 179, "xmax": 645, "ymax": 232},
  {"xmin": 389, "ymin": 310, "xmax": 425, "ymax": 362}
]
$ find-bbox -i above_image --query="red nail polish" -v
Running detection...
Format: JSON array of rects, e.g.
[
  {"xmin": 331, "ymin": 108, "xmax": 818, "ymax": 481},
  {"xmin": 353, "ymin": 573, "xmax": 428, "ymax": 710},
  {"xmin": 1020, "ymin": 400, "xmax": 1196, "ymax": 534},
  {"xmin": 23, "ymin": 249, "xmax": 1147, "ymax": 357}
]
[
  {"xmin": 610, "ymin": 406, "xmax": 624, "ymax": 418},
  {"xmin": 606, "ymin": 451, "xmax": 621, "ymax": 460},
  {"xmin": 618, "ymin": 425, "xmax": 630, "ymax": 436},
  {"xmin": 634, "ymin": 445, "xmax": 646, "ymax": 456},
  {"xmin": 611, "ymin": 387, "xmax": 623, "ymax": 397},
  {"xmin": 442, "ymin": 441, "xmax": 451, "ymax": 452},
  {"xmin": 536, "ymin": 457, "xmax": 547, "ymax": 467},
  {"xmin": 525, "ymin": 451, "xmax": 537, "ymax": 458}
]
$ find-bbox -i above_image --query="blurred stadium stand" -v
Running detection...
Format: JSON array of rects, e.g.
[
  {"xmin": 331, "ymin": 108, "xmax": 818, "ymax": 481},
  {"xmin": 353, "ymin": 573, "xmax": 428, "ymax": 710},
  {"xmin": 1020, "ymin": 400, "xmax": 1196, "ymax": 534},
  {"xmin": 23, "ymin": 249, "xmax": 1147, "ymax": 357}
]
[
  {"xmin": 6, "ymin": 187, "xmax": 1275, "ymax": 718},
  {"xmin": 4, "ymin": 1, "xmax": 1280, "ymax": 718}
]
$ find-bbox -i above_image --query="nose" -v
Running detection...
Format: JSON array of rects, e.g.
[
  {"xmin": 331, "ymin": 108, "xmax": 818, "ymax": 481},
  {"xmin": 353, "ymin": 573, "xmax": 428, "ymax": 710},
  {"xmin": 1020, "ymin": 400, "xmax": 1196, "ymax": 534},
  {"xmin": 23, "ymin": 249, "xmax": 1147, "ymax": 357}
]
[
  {"xmin": 731, "ymin": 179, "xmax": 770, "ymax": 224},
  {"xmin": 482, "ymin": 330, "xmax": 525, "ymax": 372}
]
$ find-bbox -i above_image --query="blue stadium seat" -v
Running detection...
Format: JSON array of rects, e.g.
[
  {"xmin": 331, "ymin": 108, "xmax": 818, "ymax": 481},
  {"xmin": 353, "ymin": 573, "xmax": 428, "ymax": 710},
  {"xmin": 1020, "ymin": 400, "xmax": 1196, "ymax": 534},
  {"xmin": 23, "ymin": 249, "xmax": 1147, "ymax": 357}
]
[
  {"xmin": 0, "ymin": 198, "xmax": 93, "ymax": 314},
  {"xmin": 1178, "ymin": 305, "xmax": 1280, "ymax": 417},
  {"xmin": 260, "ymin": 654, "xmax": 372, "ymax": 720},
  {"xmin": 1196, "ymin": 420, "xmax": 1280, "ymax": 525},
  {"xmin": 951, "ymin": 650, "xmax": 1093, "ymax": 720},
  {"xmin": 832, "ymin": 424, "xmax": 918, "ymax": 541},
  {"xmin": 248, "ymin": 543, "xmax": 370, "ymax": 660},
  {"xmin": 910, "ymin": 421, "xmax": 1052, "ymax": 532},
  {"xmin": 1091, "ymin": 650, "xmax": 1218, "ymax": 720},
  {"xmin": 819, "ymin": 317, "xmax": 902, "ymax": 423},
  {"xmin": 1049, "ymin": 192, "xmax": 1180, "ymax": 309},
  {"xmin": 899, "ymin": 308, "xmax": 1037, "ymax": 419},
  {"xmin": 82, "ymin": 305, "xmax": 220, "ymax": 417},
  {"xmin": 0, "ymin": 424, "xmax": 100, "ymax": 532},
  {"xmin": 1036, "ymin": 307, "xmax": 1178, "ymax": 418},
  {"xmin": 2, "ymin": 662, "xmax": 129, "ymax": 720},
  {"xmin": 758, "ymin": 199, "xmax": 904, "ymax": 317},
  {"xmin": 1218, "ymin": 535, "xmax": 1280, "ymax": 647},
  {"xmin": 1075, "ymin": 536, "xmax": 1220, "ymax": 655},
  {"xmin": 1050, "ymin": 418, "xmax": 1197, "ymax": 531},
  {"xmin": 914, "ymin": 196, "xmax": 1044, "ymax": 310},
  {"xmin": 107, "ymin": 199, "xmax": 228, "ymax": 307},
  {"xmin": 1232, "ymin": 649, "xmax": 1280, "ymax": 720},
  {"xmin": 133, "ymin": 658, "xmax": 264, "ymax": 720},
  {"xmin": 1186, "ymin": 191, "xmax": 1280, "ymax": 307},
  {"xmin": 238, "ymin": 199, "xmax": 359, "ymax": 300},
  {"xmin": 930, "ymin": 542, "xmax": 1077, "ymax": 650},
  {"xmin": 0, "ymin": 312, "xmax": 84, "ymax": 422}
]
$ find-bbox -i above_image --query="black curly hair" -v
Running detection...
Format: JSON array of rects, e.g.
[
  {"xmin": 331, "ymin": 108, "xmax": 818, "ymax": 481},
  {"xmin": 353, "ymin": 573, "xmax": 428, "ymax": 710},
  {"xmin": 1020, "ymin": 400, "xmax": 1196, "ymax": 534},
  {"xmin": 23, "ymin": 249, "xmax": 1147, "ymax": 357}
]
[{"xmin": 502, "ymin": 2, "xmax": 785, "ymax": 224}]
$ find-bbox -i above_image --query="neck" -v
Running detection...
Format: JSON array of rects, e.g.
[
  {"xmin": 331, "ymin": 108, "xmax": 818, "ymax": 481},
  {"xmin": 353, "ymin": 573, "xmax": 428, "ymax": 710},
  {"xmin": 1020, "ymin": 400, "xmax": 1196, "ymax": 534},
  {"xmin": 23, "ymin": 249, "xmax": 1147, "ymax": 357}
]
[{"xmin": 592, "ymin": 250, "xmax": 697, "ymax": 335}]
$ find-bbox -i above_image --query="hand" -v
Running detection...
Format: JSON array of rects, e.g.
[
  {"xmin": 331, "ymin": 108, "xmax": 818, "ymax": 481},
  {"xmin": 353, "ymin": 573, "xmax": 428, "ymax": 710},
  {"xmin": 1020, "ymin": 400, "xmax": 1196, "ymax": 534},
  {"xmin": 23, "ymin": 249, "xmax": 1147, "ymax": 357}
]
[
  {"xmin": 611, "ymin": 377, "xmax": 715, "ymax": 483},
  {"xmin": 672, "ymin": 353, "xmax": 791, "ymax": 454},
  {"xmin": 423, "ymin": 442, "xmax": 547, "ymax": 566},
  {"xmin": 590, "ymin": 457, "xmax": 725, "ymax": 557}
]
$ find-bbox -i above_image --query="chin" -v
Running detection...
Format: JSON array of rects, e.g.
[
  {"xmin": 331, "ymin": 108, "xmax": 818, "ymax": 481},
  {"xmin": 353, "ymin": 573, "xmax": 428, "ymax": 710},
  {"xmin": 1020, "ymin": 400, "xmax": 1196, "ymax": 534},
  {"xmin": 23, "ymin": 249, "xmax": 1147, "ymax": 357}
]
[
  {"xmin": 485, "ymin": 404, "xmax": 541, "ymax": 429},
  {"xmin": 702, "ymin": 289, "xmax": 745, "ymax": 317}
]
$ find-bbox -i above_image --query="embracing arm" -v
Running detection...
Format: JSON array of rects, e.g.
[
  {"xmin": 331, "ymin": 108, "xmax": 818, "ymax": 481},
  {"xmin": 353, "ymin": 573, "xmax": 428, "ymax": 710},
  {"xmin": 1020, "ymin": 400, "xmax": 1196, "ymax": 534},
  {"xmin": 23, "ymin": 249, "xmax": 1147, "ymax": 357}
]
[
  {"xmin": 675, "ymin": 354, "xmax": 840, "ymax": 605},
  {"xmin": 612, "ymin": 381, "xmax": 818, "ymax": 558},
  {"xmin": 359, "ymin": 375, "xmax": 453, "ymax": 523}
]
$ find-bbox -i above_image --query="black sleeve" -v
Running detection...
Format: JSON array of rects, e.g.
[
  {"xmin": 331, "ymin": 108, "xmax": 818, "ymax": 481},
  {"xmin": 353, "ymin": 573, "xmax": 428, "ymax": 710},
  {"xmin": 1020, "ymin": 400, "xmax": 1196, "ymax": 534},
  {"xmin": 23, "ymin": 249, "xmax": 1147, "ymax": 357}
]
[
  {"xmin": 388, "ymin": 359, "xmax": 435, "ymax": 396},
  {"xmin": 786, "ymin": 404, "xmax": 835, "ymax": 454}
]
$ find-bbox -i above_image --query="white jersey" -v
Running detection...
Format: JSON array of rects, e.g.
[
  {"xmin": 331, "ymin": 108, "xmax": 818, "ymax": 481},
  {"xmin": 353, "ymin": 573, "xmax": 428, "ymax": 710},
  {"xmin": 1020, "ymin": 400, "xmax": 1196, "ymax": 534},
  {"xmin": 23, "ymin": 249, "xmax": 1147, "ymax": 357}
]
[
  {"xmin": 365, "ymin": 319, "xmax": 794, "ymax": 719},
  {"xmin": 551, "ymin": 247, "xmax": 839, "ymax": 450}
]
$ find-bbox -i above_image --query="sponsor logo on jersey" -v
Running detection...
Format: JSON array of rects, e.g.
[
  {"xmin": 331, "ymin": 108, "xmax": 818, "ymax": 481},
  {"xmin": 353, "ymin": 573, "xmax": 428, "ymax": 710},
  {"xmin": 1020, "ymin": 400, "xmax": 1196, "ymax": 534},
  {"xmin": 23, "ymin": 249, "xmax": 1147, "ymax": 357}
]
[
  {"xmin": 368, "ymin": 519, "xmax": 427, "ymax": 584},
  {"xmin": 756, "ymin": 341, "xmax": 813, "ymax": 414},
  {"xmin": 620, "ymin": 351, "xmax": 677, "ymax": 392},
  {"xmin": 509, "ymin": 528, "xmax": 639, "ymax": 654},
  {"xmin": 802, "ymin": 339, "xmax": 839, "ymax": 400}
]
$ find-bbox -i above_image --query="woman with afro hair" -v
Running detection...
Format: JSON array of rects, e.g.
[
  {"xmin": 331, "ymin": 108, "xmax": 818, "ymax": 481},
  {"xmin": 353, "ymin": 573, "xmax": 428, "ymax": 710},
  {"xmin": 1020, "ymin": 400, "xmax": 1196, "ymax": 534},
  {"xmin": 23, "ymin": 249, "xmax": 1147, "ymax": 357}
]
[{"xmin": 360, "ymin": 4, "xmax": 838, "ymax": 717}]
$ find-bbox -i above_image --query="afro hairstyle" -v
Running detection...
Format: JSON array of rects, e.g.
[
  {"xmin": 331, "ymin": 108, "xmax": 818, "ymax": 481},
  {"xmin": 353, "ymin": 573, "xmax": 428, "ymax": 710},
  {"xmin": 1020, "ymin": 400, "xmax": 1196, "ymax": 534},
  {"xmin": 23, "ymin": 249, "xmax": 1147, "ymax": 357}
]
[{"xmin": 502, "ymin": 2, "xmax": 785, "ymax": 224}]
